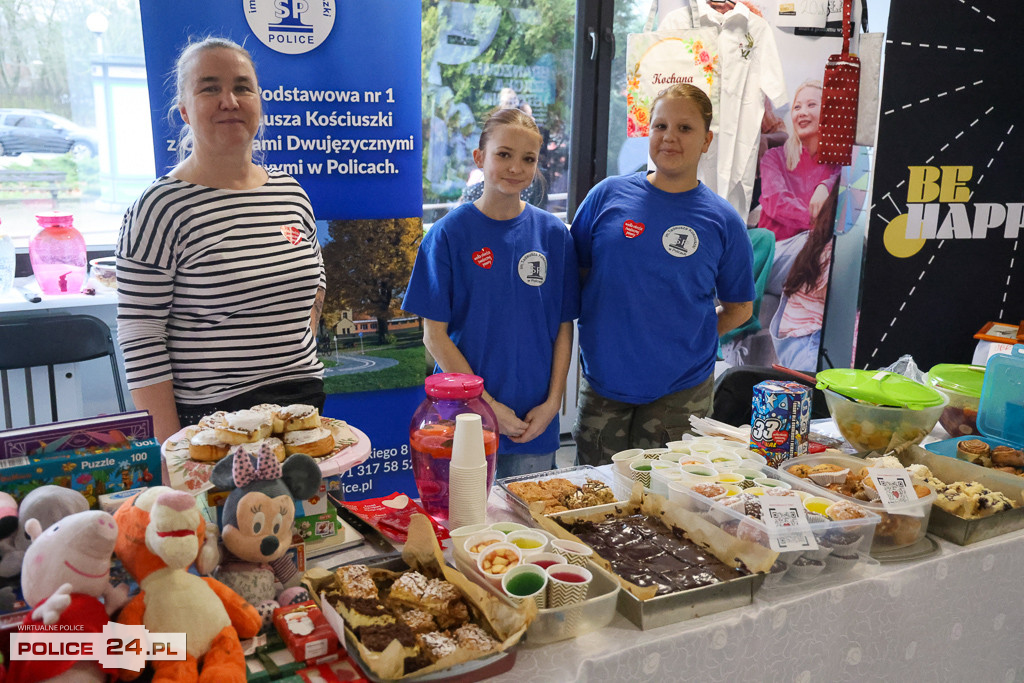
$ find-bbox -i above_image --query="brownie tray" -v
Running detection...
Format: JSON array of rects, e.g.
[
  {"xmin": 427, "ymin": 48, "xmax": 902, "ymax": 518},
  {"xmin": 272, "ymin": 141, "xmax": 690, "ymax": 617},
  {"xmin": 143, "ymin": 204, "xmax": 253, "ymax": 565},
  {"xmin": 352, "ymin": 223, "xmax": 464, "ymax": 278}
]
[{"xmin": 544, "ymin": 502, "xmax": 765, "ymax": 630}]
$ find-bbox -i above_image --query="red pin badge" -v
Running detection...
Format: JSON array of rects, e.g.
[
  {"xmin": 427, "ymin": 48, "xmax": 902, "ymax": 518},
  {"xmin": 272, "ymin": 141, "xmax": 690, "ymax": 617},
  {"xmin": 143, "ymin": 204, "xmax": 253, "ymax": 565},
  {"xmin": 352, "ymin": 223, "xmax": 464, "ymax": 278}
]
[
  {"xmin": 623, "ymin": 219, "xmax": 645, "ymax": 238},
  {"xmin": 472, "ymin": 247, "xmax": 494, "ymax": 269},
  {"xmin": 280, "ymin": 225, "xmax": 303, "ymax": 245}
]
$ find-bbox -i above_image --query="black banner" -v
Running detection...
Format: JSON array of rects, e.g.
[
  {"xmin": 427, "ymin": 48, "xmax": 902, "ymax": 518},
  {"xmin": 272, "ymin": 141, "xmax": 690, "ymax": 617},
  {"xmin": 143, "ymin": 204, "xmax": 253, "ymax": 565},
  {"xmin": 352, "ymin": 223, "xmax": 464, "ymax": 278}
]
[{"xmin": 854, "ymin": 1, "xmax": 1024, "ymax": 369}]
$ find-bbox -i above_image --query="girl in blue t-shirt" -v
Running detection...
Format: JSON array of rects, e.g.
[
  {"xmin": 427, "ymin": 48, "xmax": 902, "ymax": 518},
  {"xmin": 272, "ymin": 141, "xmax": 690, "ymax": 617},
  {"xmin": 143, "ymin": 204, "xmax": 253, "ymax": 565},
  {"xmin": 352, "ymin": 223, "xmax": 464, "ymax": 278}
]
[{"xmin": 404, "ymin": 108, "xmax": 580, "ymax": 477}]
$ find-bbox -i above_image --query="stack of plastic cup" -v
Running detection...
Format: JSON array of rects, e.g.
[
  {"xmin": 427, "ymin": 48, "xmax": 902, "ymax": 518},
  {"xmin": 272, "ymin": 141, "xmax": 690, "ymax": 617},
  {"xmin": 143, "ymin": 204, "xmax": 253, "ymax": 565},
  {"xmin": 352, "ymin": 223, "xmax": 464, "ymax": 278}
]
[{"xmin": 448, "ymin": 413, "xmax": 489, "ymax": 529}]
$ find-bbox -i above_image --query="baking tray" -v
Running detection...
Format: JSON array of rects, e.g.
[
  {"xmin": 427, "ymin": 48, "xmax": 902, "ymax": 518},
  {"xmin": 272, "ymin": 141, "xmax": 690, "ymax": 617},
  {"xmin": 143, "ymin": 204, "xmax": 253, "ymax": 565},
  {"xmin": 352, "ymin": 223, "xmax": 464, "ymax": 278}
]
[
  {"xmin": 496, "ymin": 465, "xmax": 619, "ymax": 521},
  {"xmin": 546, "ymin": 503, "xmax": 764, "ymax": 630},
  {"xmin": 317, "ymin": 554, "xmax": 517, "ymax": 683},
  {"xmin": 899, "ymin": 445, "xmax": 1024, "ymax": 545}
]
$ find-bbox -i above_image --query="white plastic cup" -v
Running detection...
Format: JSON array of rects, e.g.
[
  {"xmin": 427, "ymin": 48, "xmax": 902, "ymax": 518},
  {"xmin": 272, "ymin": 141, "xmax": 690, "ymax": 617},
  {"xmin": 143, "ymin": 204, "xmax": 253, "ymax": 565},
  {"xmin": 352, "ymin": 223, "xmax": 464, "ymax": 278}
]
[
  {"xmin": 611, "ymin": 448, "xmax": 645, "ymax": 476},
  {"xmin": 665, "ymin": 440, "xmax": 692, "ymax": 453},
  {"xmin": 464, "ymin": 531, "xmax": 506, "ymax": 560},
  {"xmin": 476, "ymin": 542, "xmax": 524, "ymax": 588},
  {"xmin": 545, "ymin": 563, "xmax": 592, "ymax": 607},
  {"xmin": 678, "ymin": 464, "xmax": 718, "ymax": 485},
  {"xmin": 451, "ymin": 413, "xmax": 486, "ymax": 467},
  {"xmin": 506, "ymin": 530, "xmax": 549, "ymax": 556},
  {"xmin": 490, "ymin": 521, "xmax": 528, "ymax": 535},
  {"xmin": 754, "ymin": 477, "xmax": 792, "ymax": 490}
]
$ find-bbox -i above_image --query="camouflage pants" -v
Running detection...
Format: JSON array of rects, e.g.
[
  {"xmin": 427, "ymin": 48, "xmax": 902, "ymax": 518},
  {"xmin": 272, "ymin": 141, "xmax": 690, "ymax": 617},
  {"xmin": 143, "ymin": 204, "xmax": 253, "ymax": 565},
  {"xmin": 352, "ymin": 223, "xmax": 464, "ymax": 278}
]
[{"xmin": 572, "ymin": 374, "xmax": 714, "ymax": 467}]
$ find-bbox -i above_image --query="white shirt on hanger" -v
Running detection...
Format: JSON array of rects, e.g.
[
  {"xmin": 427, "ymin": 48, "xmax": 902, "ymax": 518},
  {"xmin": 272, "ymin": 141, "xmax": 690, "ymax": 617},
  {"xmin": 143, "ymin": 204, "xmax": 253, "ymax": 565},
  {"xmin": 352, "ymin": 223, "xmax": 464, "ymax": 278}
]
[{"xmin": 663, "ymin": 0, "xmax": 787, "ymax": 221}]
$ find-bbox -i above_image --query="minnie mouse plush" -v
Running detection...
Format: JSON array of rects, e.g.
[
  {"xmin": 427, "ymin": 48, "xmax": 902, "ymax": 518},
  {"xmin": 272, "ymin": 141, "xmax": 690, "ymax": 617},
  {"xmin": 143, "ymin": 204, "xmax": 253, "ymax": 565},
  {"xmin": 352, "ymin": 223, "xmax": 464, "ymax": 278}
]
[{"xmin": 210, "ymin": 445, "xmax": 323, "ymax": 628}]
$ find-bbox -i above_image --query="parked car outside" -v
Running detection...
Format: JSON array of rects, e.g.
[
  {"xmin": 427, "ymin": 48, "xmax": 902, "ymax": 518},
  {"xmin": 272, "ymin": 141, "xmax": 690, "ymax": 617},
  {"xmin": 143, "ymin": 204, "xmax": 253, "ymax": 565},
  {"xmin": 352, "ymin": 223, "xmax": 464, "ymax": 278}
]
[{"xmin": 0, "ymin": 109, "xmax": 98, "ymax": 160}]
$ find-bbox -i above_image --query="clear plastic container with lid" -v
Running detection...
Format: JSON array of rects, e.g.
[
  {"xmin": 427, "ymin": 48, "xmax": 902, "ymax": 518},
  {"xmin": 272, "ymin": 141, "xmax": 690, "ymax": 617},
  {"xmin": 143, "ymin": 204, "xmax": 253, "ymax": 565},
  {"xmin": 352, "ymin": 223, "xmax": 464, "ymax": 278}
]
[
  {"xmin": 29, "ymin": 212, "xmax": 86, "ymax": 295},
  {"xmin": 409, "ymin": 373, "xmax": 498, "ymax": 520}
]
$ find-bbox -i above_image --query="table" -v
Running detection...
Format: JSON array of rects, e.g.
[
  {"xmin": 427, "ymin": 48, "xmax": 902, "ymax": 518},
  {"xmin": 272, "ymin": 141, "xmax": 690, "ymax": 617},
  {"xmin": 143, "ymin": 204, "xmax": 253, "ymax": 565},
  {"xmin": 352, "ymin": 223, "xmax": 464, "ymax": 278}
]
[{"xmin": 477, "ymin": 475, "xmax": 1024, "ymax": 683}]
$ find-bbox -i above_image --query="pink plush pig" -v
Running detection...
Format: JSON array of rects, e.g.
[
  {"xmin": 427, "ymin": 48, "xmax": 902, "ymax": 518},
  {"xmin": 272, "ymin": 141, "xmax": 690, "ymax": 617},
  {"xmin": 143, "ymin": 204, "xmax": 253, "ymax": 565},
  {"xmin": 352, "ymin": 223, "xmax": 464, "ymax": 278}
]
[{"xmin": 7, "ymin": 510, "xmax": 129, "ymax": 683}]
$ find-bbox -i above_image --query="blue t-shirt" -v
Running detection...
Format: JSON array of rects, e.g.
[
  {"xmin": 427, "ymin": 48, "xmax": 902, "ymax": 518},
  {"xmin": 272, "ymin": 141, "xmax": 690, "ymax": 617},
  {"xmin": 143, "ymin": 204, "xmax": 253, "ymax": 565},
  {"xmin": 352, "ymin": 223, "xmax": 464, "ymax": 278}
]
[
  {"xmin": 571, "ymin": 174, "xmax": 755, "ymax": 404},
  {"xmin": 403, "ymin": 203, "xmax": 580, "ymax": 453}
]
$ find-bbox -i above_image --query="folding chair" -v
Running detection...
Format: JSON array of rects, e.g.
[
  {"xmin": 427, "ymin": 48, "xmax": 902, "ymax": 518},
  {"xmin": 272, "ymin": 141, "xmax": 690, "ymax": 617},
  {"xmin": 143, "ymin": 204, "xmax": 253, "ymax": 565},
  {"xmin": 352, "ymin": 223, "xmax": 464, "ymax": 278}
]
[{"xmin": 0, "ymin": 314, "xmax": 127, "ymax": 428}]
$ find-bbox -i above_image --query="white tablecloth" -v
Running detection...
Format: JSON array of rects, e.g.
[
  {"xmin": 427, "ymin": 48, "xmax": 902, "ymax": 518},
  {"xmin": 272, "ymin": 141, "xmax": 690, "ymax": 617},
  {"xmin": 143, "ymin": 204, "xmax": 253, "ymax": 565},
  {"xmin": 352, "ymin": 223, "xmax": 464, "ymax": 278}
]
[{"xmin": 483, "ymin": 478, "xmax": 1024, "ymax": 683}]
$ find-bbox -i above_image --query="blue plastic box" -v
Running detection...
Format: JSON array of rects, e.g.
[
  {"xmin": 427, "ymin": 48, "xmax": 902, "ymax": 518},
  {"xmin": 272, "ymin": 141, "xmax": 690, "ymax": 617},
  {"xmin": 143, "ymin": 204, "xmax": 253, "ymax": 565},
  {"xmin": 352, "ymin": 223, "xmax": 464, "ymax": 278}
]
[{"xmin": 925, "ymin": 345, "xmax": 1024, "ymax": 458}]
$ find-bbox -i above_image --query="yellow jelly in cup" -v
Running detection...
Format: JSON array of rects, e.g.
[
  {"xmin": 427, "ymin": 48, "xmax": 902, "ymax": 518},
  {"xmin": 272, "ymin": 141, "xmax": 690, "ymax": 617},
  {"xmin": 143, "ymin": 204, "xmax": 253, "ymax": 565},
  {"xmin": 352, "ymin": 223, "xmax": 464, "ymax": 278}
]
[
  {"xmin": 512, "ymin": 538, "xmax": 543, "ymax": 549},
  {"xmin": 803, "ymin": 497, "xmax": 833, "ymax": 516}
]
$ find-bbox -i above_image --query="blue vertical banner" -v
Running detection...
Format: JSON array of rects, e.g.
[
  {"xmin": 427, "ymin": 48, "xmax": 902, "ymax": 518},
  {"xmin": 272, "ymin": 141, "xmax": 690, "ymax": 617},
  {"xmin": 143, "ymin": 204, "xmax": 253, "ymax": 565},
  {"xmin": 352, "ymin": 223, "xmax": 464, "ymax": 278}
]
[
  {"xmin": 139, "ymin": 0, "xmax": 422, "ymax": 220},
  {"xmin": 139, "ymin": 0, "xmax": 424, "ymax": 498}
]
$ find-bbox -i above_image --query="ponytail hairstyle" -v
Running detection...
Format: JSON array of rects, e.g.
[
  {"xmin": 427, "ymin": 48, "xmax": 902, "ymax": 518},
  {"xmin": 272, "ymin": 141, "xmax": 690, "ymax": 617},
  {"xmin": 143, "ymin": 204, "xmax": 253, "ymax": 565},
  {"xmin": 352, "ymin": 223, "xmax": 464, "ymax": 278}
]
[{"xmin": 477, "ymin": 106, "xmax": 542, "ymax": 151}]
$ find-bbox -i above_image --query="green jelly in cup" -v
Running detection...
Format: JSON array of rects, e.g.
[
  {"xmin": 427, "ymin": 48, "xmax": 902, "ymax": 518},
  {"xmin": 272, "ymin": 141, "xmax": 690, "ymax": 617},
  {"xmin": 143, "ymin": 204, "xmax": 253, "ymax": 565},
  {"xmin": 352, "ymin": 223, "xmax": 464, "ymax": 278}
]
[{"xmin": 505, "ymin": 571, "xmax": 545, "ymax": 596}]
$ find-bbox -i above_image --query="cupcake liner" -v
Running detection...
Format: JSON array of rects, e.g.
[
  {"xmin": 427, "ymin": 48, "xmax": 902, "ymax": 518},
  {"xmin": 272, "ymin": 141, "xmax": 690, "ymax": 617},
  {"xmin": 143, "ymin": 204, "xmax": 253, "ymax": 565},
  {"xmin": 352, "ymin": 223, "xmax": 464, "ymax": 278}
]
[
  {"xmin": 808, "ymin": 468, "xmax": 850, "ymax": 486},
  {"xmin": 800, "ymin": 544, "xmax": 834, "ymax": 562},
  {"xmin": 787, "ymin": 558, "xmax": 826, "ymax": 582},
  {"xmin": 861, "ymin": 483, "xmax": 881, "ymax": 501},
  {"xmin": 825, "ymin": 552, "xmax": 860, "ymax": 574}
]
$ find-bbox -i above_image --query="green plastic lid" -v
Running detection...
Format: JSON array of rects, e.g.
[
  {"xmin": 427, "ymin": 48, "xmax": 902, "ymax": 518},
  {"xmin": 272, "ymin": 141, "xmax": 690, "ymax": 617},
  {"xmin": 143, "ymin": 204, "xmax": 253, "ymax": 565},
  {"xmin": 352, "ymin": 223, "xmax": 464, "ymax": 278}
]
[
  {"xmin": 927, "ymin": 364, "xmax": 985, "ymax": 399},
  {"xmin": 816, "ymin": 369, "xmax": 946, "ymax": 409}
]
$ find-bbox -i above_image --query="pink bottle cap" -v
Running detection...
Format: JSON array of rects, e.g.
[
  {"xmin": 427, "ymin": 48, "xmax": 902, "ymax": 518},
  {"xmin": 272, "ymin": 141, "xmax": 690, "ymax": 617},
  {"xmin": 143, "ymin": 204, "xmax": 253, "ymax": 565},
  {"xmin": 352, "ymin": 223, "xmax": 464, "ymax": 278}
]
[{"xmin": 425, "ymin": 373, "xmax": 485, "ymax": 400}]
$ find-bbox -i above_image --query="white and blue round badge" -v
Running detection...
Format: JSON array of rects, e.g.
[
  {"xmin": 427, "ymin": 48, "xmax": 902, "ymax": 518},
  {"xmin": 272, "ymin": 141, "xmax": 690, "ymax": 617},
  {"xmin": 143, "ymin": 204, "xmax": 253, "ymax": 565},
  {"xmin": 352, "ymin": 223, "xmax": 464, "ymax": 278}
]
[
  {"xmin": 245, "ymin": 0, "xmax": 336, "ymax": 55},
  {"xmin": 518, "ymin": 251, "xmax": 548, "ymax": 286},
  {"xmin": 662, "ymin": 225, "xmax": 699, "ymax": 257}
]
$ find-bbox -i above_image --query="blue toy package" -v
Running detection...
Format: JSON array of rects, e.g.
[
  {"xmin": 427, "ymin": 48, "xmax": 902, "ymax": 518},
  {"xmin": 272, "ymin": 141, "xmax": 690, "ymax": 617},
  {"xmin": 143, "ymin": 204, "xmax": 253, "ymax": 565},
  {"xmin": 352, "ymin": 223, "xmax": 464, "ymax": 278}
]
[
  {"xmin": 926, "ymin": 345, "xmax": 1024, "ymax": 458},
  {"xmin": 750, "ymin": 381, "xmax": 812, "ymax": 468}
]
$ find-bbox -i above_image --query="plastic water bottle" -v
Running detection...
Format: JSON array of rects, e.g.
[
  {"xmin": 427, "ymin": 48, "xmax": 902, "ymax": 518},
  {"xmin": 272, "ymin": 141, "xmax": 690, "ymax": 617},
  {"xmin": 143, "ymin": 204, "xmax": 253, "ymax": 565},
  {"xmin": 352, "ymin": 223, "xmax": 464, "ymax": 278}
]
[
  {"xmin": 0, "ymin": 221, "xmax": 14, "ymax": 297},
  {"xmin": 29, "ymin": 212, "xmax": 86, "ymax": 295}
]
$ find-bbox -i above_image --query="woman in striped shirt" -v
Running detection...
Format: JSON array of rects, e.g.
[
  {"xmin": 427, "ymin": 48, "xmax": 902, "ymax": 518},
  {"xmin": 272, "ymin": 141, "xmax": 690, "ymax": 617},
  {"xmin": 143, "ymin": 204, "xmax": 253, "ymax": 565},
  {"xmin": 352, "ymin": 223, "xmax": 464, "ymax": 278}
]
[{"xmin": 116, "ymin": 37, "xmax": 325, "ymax": 442}]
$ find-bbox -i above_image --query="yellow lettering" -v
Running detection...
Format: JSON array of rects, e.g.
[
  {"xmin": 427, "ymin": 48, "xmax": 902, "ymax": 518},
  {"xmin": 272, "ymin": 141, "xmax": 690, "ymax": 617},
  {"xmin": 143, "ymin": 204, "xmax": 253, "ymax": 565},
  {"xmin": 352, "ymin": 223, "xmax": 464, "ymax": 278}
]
[
  {"xmin": 907, "ymin": 166, "xmax": 941, "ymax": 203},
  {"xmin": 938, "ymin": 165, "xmax": 972, "ymax": 203}
]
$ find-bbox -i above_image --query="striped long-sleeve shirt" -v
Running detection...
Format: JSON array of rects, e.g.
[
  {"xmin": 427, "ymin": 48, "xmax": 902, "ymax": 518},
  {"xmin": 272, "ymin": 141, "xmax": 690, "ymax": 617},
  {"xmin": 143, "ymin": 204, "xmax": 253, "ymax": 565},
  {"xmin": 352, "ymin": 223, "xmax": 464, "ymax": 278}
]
[{"xmin": 115, "ymin": 171, "xmax": 325, "ymax": 405}]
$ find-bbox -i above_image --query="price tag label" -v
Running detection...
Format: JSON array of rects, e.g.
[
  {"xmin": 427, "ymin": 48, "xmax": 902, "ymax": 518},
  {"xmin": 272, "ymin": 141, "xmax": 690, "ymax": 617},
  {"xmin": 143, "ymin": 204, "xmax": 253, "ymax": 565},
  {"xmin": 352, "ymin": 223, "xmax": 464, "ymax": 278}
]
[
  {"xmin": 760, "ymin": 495, "xmax": 819, "ymax": 552},
  {"xmin": 868, "ymin": 468, "xmax": 923, "ymax": 516}
]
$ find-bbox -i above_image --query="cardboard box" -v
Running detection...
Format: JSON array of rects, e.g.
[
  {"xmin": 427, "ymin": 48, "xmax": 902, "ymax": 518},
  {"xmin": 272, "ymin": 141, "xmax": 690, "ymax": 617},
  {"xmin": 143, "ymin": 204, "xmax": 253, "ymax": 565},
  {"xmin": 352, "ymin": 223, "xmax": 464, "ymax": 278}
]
[
  {"xmin": 750, "ymin": 380, "xmax": 812, "ymax": 467},
  {"xmin": 273, "ymin": 600, "xmax": 340, "ymax": 665},
  {"xmin": 0, "ymin": 438, "xmax": 161, "ymax": 507},
  {"xmin": 0, "ymin": 411, "xmax": 153, "ymax": 459}
]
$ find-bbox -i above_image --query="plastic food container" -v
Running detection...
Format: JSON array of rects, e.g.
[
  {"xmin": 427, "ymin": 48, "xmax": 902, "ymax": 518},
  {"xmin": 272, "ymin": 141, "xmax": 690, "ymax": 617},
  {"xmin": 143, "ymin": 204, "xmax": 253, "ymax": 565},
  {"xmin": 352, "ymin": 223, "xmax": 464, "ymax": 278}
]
[
  {"xmin": 89, "ymin": 256, "xmax": 117, "ymax": 289},
  {"xmin": 454, "ymin": 548, "xmax": 620, "ymax": 644},
  {"xmin": 665, "ymin": 471, "xmax": 878, "ymax": 588},
  {"xmin": 816, "ymin": 369, "xmax": 947, "ymax": 453},
  {"xmin": 497, "ymin": 466, "xmax": 619, "ymax": 521},
  {"xmin": 924, "ymin": 346, "xmax": 1024, "ymax": 469},
  {"xmin": 927, "ymin": 364, "xmax": 985, "ymax": 438},
  {"xmin": 776, "ymin": 453, "xmax": 936, "ymax": 553}
]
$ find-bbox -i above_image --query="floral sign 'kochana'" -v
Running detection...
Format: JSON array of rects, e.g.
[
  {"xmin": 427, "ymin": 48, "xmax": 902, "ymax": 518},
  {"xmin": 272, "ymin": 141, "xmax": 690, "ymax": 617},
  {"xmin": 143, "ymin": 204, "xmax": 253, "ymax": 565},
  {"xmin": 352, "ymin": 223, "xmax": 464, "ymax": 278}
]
[{"xmin": 625, "ymin": 29, "xmax": 721, "ymax": 138}]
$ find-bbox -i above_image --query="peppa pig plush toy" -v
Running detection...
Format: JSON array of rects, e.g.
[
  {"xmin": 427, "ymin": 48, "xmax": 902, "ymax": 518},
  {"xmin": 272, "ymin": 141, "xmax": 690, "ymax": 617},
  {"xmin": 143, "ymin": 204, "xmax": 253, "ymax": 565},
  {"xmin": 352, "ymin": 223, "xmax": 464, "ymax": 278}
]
[
  {"xmin": 210, "ymin": 445, "xmax": 322, "ymax": 629},
  {"xmin": 6, "ymin": 510, "xmax": 128, "ymax": 683}
]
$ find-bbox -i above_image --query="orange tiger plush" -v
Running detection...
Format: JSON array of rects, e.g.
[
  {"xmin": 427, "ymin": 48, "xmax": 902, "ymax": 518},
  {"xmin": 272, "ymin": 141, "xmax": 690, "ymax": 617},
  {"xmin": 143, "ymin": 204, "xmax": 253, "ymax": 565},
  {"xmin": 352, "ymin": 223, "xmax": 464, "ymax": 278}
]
[{"xmin": 113, "ymin": 486, "xmax": 261, "ymax": 682}]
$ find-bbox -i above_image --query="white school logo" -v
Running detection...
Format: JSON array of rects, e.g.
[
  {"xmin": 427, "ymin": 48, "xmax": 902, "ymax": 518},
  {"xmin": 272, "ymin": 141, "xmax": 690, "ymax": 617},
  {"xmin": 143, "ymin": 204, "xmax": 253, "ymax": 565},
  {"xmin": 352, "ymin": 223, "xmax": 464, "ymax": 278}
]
[
  {"xmin": 245, "ymin": 0, "xmax": 336, "ymax": 55},
  {"xmin": 662, "ymin": 226, "xmax": 699, "ymax": 257},
  {"xmin": 518, "ymin": 251, "xmax": 547, "ymax": 286}
]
